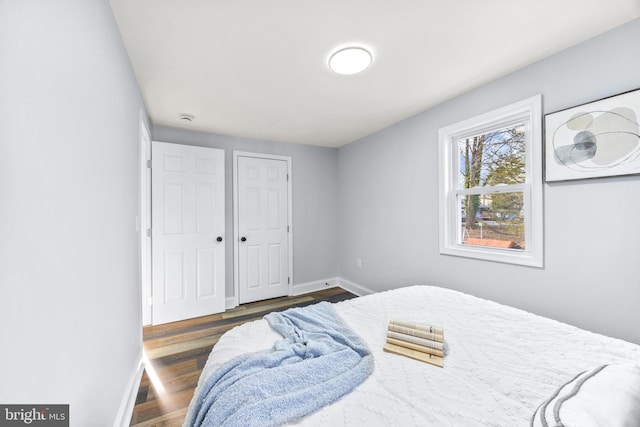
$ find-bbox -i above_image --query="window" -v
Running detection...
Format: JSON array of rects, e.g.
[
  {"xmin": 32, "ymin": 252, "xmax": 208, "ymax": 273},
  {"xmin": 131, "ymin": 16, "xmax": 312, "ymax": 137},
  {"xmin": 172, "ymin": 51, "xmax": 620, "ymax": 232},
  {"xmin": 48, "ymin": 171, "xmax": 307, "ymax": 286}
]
[{"xmin": 438, "ymin": 95, "xmax": 543, "ymax": 267}]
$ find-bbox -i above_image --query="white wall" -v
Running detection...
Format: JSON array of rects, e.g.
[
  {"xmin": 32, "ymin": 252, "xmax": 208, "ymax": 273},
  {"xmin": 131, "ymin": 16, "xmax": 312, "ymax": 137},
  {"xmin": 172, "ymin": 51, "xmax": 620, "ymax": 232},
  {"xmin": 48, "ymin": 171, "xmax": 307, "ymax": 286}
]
[
  {"xmin": 0, "ymin": 1, "xmax": 145, "ymax": 425},
  {"xmin": 152, "ymin": 125, "xmax": 340, "ymax": 299},
  {"xmin": 338, "ymin": 19, "xmax": 640, "ymax": 344}
]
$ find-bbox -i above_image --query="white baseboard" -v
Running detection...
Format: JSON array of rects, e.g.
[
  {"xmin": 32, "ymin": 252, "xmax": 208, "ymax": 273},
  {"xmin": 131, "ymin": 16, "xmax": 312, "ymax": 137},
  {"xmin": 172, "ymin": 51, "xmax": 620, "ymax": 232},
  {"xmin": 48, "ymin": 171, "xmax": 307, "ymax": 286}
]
[
  {"xmin": 225, "ymin": 296, "xmax": 238, "ymax": 310},
  {"xmin": 224, "ymin": 277, "xmax": 373, "ymax": 308},
  {"xmin": 336, "ymin": 277, "xmax": 376, "ymax": 296},
  {"xmin": 113, "ymin": 350, "xmax": 144, "ymax": 427},
  {"xmin": 292, "ymin": 277, "xmax": 339, "ymax": 296}
]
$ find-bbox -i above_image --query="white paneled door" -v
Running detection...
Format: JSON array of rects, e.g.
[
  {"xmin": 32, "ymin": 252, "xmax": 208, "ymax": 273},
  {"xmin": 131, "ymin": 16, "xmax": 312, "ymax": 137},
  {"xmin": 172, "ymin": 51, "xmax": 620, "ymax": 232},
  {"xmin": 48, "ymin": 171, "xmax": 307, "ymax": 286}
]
[
  {"xmin": 151, "ymin": 142, "xmax": 225, "ymax": 325},
  {"xmin": 236, "ymin": 155, "xmax": 290, "ymax": 304}
]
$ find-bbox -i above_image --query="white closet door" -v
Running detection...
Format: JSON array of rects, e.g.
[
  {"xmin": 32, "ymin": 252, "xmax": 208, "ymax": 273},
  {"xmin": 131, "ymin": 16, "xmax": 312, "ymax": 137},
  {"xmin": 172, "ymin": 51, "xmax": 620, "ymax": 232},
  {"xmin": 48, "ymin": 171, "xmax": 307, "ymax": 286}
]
[
  {"xmin": 237, "ymin": 156, "xmax": 289, "ymax": 304},
  {"xmin": 151, "ymin": 141, "xmax": 225, "ymax": 325}
]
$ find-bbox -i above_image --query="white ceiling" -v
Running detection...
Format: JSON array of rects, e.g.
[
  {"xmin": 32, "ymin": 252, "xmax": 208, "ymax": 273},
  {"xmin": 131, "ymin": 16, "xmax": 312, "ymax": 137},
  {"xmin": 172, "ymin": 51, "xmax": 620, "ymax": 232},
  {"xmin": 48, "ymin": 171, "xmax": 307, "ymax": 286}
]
[{"xmin": 110, "ymin": 0, "xmax": 640, "ymax": 148}]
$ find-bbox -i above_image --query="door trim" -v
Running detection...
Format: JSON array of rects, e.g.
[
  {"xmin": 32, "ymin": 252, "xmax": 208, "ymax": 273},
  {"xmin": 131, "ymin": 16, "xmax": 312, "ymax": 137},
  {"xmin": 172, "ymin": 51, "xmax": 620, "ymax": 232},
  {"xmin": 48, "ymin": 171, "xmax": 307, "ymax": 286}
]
[
  {"xmin": 232, "ymin": 151, "xmax": 293, "ymax": 307},
  {"xmin": 139, "ymin": 113, "xmax": 152, "ymax": 326}
]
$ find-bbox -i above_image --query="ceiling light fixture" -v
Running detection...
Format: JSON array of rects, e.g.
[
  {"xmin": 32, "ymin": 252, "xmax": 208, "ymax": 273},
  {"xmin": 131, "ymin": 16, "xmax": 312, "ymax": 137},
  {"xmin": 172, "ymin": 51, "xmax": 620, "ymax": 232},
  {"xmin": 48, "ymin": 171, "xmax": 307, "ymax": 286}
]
[
  {"xmin": 178, "ymin": 113, "xmax": 194, "ymax": 122},
  {"xmin": 328, "ymin": 47, "xmax": 373, "ymax": 75}
]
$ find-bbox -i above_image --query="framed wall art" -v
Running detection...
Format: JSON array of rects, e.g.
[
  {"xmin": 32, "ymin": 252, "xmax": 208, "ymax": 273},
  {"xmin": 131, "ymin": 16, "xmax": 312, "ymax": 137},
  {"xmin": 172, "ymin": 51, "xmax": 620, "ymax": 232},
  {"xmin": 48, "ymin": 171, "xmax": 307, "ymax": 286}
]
[{"xmin": 545, "ymin": 88, "xmax": 640, "ymax": 182}]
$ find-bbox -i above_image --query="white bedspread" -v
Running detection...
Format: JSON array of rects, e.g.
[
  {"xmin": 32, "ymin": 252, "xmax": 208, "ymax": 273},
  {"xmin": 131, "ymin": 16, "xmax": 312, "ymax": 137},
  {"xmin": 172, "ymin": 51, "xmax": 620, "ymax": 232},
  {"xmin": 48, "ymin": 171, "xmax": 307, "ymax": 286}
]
[{"xmin": 191, "ymin": 286, "xmax": 640, "ymax": 426}]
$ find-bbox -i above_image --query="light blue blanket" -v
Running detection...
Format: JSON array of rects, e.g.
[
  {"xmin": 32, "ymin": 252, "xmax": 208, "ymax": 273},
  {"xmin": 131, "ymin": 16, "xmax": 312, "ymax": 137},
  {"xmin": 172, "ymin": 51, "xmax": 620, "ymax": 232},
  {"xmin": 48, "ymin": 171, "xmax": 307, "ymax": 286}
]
[{"xmin": 185, "ymin": 302, "xmax": 374, "ymax": 427}]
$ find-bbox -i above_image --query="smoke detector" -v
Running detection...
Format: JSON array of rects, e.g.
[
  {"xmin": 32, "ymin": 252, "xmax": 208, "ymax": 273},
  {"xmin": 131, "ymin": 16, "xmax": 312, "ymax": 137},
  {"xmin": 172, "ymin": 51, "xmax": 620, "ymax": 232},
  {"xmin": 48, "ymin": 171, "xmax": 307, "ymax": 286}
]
[{"xmin": 178, "ymin": 113, "xmax": 194, "ymax": 122}]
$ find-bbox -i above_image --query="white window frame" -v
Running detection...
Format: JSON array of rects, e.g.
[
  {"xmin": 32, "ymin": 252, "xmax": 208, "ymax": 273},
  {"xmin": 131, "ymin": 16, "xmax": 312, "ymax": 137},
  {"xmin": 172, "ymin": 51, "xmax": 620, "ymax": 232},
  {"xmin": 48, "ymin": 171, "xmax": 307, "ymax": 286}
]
[{"xmin": 438, "ymin": 95, "xmax": 543, "ymax": 267}]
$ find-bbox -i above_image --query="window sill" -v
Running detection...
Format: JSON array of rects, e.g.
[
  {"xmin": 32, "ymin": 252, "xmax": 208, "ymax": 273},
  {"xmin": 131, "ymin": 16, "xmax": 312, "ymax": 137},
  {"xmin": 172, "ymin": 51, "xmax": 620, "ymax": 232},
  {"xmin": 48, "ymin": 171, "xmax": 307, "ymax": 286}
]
[{"xmin": 440, "ymin": 243, "xmax": 543, "ymax": 268}]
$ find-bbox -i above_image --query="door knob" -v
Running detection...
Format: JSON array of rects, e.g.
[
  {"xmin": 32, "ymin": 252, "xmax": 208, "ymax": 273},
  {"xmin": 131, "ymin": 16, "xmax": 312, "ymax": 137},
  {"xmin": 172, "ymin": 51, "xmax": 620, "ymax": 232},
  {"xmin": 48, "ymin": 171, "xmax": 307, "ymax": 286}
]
[
  {"xmin": 240, "ymin": 236, "xmax": 247, "ymax": 242},
  {"xmin": 216, "ymin": 236, "xmax": 223, "ymax": 242}
]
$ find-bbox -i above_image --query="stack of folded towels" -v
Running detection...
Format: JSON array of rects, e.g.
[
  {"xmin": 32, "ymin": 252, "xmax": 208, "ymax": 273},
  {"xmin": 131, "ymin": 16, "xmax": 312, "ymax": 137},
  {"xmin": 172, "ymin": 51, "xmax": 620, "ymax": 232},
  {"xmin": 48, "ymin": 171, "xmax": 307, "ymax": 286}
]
[{"xmin": 383, "ymin": 319, "xmax": 445, "ymax": 367}]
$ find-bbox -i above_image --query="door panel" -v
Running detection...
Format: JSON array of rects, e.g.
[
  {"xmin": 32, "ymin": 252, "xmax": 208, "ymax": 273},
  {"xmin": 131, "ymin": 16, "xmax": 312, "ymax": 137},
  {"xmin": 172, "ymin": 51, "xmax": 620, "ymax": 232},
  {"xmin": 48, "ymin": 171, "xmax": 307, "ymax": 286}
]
[
  {"xmin": 196, "ymin": 248, "xmax": 216, "ymax": 297},
  {"xmin": 237, "ymin": 156, "xmax": 289, "ymax": 304},
  {"xmin": 152, "ymin": 142, "xmax": 225, "ymax": 325}
]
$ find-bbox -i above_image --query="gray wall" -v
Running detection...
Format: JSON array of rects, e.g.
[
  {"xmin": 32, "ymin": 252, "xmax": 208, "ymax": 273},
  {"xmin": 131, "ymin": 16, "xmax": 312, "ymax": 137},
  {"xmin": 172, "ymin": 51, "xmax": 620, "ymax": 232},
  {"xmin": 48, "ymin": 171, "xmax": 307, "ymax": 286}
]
[
  {"xmin": 0, "ymin": 0, "xmax": 145, "ymax": 425},
  {"xmin": 338, "ymin": 19, "xmax": 640, "ymax": 344},
  {"xmin": 152, "ymin": 126, "xmax": 339, "ymax": 297}
]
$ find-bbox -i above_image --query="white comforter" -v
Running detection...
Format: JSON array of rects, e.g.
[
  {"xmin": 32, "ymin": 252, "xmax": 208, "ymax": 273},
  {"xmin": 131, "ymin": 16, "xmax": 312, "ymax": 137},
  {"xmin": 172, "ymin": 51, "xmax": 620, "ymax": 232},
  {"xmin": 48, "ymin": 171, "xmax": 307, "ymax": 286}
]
[{"xmin": 192, "ymin": 286, "xmax": 640, "ymax": 426}]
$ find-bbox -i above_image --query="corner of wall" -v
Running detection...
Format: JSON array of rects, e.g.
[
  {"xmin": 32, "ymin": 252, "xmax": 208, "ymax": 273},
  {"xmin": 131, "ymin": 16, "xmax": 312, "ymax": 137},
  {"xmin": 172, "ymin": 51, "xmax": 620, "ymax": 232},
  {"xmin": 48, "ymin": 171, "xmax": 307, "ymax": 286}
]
[
  {"xmin": 113, "ymin": 350, "xmax": 144, "ymax": 427},
  {"xmin": 336, "ymin": 278, "xmax": 376, "ymax": 296}
]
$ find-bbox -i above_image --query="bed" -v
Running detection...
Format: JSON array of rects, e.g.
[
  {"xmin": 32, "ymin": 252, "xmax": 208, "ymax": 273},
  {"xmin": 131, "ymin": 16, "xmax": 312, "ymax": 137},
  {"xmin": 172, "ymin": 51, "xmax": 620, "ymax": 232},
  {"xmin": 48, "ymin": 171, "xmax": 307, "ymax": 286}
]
[{"xmin": 185, "ymin": 285, "xmax": 640, "ymax": 426}]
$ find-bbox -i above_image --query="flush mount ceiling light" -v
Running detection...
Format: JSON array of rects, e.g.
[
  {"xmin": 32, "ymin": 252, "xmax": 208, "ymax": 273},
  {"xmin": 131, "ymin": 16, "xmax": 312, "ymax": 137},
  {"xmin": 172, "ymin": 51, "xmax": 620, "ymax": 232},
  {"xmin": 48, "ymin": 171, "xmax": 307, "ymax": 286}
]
[{"xmin": 328, "ymin": 47, "xmax": 373, "ymax": 75}]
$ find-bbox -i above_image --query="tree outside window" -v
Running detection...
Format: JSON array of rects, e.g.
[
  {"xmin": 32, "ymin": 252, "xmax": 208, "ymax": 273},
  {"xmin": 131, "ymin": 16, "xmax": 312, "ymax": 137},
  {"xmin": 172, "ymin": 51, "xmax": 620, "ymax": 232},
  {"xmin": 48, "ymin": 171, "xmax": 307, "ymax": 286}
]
[{"xmin": 458, "ymin": 124, "xmax": 526, "ymax": 248}]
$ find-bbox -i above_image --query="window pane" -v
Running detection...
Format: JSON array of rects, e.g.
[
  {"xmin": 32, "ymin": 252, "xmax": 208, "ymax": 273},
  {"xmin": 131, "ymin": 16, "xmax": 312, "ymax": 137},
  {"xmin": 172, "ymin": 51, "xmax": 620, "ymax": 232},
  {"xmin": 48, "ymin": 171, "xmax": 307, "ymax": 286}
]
[
  {"xmin": 457, "ymin": 123, "xmax": 526, "ymax": 189},
  {"xmin": 459, "ymin": 192, "xmax": 525, "ymax": 250}
]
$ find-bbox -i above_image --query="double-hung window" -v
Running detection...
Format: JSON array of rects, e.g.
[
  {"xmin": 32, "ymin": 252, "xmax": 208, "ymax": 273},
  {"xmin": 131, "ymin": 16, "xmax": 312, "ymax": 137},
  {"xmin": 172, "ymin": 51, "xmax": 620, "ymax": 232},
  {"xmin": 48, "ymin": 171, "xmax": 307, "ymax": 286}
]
[{"xmin": 438, "ymin": 95, "xmax": 543, "ymax": 267}]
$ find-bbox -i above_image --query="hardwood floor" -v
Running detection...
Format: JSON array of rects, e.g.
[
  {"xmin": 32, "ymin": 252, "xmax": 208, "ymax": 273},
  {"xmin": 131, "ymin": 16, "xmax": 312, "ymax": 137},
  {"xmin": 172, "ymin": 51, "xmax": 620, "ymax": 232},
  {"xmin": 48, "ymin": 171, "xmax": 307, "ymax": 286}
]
[{"xmin": 130, "ymin": 287, "xmax": 358, "ymax": 426}]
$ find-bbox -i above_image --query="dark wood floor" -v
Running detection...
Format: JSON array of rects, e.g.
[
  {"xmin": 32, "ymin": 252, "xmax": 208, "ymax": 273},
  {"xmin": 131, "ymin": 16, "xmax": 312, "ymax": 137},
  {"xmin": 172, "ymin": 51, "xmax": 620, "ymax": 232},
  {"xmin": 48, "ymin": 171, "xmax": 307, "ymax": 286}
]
[{"xmin": 130, "ymin": 287, "xmax": 358, "ymax": 426}]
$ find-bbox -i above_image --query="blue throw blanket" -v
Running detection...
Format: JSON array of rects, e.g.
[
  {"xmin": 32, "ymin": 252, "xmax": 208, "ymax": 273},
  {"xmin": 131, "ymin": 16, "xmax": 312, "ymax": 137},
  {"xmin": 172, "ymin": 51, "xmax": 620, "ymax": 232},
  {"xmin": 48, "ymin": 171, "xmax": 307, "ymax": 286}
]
[{"xmin": 185, "ymin": 302, "xmax": 374, "ymax": 427}]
